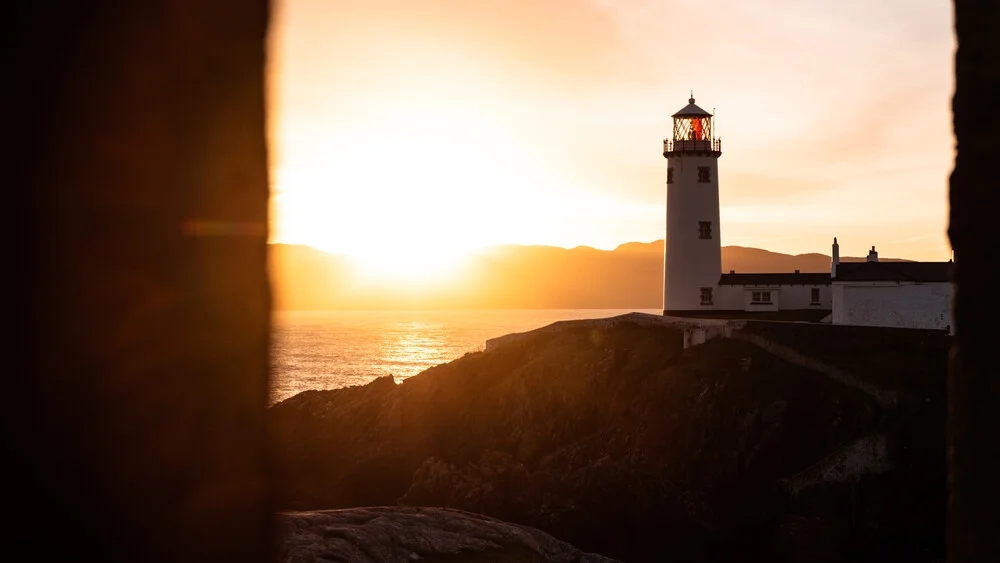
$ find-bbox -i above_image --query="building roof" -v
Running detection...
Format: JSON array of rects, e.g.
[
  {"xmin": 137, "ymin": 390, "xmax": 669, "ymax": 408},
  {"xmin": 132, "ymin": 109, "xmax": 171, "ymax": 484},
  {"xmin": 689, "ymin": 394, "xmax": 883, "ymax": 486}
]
[
  {"xmin": 719, "ymin": 272, "xmax": 832, "ymax": 286},
  {"xmin": 833, "ymin": 261, "xmax": 953, "ymax": 282},
  {"xmin": 671, "ymin": 97, "xmax": 713, "ymax": 118}
]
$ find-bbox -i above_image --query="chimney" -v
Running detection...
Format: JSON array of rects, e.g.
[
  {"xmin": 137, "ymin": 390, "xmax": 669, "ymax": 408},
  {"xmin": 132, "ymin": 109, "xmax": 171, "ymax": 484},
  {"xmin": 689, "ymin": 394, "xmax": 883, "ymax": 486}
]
[
  {"xmin": 866, "ymin": 245, "xmax": 879, "ymax": 263},
  {"xmin": 794, "ymin": 269, "xmax": 800, "ymax": 274},
  {"xmin": 729, "ymin": 270, "xmax": 735, "ymax": 274},
  {"xmin": 831, "ymin": 237, "xmax": 840, "ymax": 277}
]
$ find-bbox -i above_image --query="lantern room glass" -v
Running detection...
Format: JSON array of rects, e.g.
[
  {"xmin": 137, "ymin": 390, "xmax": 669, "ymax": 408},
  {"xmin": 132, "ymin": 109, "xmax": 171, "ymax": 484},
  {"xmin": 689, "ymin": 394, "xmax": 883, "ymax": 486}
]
[{"xmin": 673, "ymin": 116, "xmax": 713, "ymax": 142}]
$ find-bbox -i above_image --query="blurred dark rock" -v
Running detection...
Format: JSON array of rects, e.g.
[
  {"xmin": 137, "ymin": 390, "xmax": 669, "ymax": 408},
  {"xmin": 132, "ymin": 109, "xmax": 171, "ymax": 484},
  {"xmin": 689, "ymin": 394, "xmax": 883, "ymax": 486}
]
[
  {"xmin": 8, "ymin": 1, "xmax": 272, "ymax": 561},
  {"xmin": 949, "ymin": 1, "xmax": 1000, "ymax": 561},
  {"xmin": 278, "ymin": 506, "xmax": 619, "ymax": 563}
]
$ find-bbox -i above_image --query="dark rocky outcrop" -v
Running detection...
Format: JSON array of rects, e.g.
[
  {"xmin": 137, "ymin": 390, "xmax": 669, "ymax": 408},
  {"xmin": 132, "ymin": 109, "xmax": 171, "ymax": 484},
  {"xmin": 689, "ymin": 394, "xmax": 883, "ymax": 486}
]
[
  {"xmin": 278, "ymin": 506, "xmax": 619, "ymax": 563},
  {"xmin": 268, "ymin": 316, "xmax": 950, "ymax": 562}
]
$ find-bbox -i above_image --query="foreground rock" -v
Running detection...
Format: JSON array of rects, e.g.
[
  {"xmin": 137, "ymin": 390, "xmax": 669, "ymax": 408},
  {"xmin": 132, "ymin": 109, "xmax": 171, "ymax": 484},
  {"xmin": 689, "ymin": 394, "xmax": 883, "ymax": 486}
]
[
  {"xmin": 268, "ymin": 314, "xmax": 950, "ymax": 562},
  {"xmin": 279, "ymin": 506, "xmax": 619, "ymax": 563}
]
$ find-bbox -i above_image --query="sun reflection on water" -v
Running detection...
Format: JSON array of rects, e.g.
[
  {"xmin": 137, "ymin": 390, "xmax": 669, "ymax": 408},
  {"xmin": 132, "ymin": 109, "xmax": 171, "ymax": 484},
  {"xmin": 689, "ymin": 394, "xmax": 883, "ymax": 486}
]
[{"xmin": 270, "ymin": 309, "xmax": 658, "ymax": 404}]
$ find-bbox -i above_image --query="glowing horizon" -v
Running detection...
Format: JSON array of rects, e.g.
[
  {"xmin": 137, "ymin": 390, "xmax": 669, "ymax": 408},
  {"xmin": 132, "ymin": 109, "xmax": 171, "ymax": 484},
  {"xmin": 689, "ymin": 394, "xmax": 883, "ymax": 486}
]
[{"xmin": 267, "ymin": 0, "xmax": 954, "ymax": 280}]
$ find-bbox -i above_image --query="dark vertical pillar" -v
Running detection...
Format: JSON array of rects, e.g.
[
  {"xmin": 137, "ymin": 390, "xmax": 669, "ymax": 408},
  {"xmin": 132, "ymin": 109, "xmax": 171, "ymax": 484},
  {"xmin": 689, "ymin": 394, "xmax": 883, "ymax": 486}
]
[
  {"xmin": 6, "ymin": 2, "xmax": 272, "ymax": 562},
  {"xmin": 949, "ymin": 1, "xmax": 1000, "ymax": 561}
]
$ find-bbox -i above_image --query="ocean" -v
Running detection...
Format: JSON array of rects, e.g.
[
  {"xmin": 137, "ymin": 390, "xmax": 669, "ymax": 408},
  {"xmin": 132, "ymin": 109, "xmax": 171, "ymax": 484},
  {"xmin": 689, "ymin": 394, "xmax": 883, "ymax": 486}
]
[{"xmin": 270, "ymin": 308, "xmax": 658, "ymax": 403}]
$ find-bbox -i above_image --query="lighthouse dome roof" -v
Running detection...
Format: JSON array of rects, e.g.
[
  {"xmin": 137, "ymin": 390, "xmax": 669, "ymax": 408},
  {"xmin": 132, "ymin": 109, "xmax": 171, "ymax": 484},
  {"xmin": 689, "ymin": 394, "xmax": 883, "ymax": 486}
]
[{"xmin": 671, "ymin": 97, "xmax": 712, "ymax": 118}]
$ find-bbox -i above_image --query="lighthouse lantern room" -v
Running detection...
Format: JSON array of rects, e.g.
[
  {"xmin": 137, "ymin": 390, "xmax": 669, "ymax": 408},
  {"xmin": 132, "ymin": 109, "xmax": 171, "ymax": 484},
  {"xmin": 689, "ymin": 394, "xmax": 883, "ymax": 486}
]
[{"xmin": 664, "ymin": 95, "xmax": 721, "ymax": 156}]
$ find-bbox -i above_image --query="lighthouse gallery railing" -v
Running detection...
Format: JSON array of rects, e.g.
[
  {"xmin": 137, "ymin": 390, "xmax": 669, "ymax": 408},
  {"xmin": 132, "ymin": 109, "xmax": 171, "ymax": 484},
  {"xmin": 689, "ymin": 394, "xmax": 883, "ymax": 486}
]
[{"xmin": 663, "ymin": 139, "xmax": 722, "ymax": 154}]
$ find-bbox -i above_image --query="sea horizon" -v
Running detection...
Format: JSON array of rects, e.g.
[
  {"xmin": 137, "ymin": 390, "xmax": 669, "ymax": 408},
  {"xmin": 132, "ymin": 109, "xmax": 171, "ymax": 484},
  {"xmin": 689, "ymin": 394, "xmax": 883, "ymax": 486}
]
[{"xmin": 270, "ymin": 308, "xmax": 659, "ymax": 404}]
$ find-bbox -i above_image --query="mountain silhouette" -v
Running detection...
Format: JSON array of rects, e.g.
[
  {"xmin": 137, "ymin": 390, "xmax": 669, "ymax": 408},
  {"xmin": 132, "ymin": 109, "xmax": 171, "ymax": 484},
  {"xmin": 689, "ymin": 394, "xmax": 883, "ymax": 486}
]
[{"xmin": 269, "ymin": 242, "xmax": 911, "ymax": 310}]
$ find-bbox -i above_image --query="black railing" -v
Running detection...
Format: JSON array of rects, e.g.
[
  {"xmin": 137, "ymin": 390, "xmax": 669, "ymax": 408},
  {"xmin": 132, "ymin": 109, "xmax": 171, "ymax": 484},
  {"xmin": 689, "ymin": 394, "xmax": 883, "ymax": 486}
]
[{"xmin": 663, "ymin": 139, "xmax": 722, "ymax": 154}]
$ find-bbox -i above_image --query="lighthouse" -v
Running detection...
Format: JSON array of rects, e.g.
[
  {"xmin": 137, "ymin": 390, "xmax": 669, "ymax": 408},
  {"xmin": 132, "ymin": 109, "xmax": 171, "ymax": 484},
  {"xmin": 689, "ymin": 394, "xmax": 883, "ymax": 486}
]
[
  {"xmin": 654, "ymin": 95, "xmax": 948, "ymax": 329},
  {"xmin": 662, "ymin": 95, "xmax": 722, "ymax": 315}
]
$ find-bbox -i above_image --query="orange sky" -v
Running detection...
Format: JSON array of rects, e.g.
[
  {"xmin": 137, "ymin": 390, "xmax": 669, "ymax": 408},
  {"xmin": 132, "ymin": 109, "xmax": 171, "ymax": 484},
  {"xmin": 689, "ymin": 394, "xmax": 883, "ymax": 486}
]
[{"xmin": 266, "ymin": 0, "xmax": 954, "ymax": 264}]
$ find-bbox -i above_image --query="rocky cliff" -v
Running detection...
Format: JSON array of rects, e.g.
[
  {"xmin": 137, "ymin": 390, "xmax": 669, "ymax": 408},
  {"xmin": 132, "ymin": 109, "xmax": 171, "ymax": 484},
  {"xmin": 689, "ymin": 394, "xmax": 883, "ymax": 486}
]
[{"xmin": 267, "ymin": 315, "xmax": 949, "ymax": 562}]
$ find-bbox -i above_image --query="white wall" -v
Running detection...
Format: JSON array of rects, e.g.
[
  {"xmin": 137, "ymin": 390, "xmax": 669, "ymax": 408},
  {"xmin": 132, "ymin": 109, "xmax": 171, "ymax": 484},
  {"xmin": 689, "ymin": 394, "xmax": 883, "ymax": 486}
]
[
  {"xmin": 832, "ymin": 282, "xmax": 953, "ymax": 330},
  {"xmin": 779, "ymin": 284, "xmax": 832, "ymax": 309},
  {"xmin": 831, "ymin": 284, "xmax": 846, "ymax": 323},
  {"xmin": 664, "ymin": 154, "xmax": 721, "ymax": 311},
  {"xmin": 742, "ymin": 287, "xmax": 780, "ymax": 311},
  {"xmin": 714, "ymin": 285, "xmax": 744, "ymax": 310},
  {"xmin": 716, "ymin": 284, "xmax": 832, "ymax": 311}
]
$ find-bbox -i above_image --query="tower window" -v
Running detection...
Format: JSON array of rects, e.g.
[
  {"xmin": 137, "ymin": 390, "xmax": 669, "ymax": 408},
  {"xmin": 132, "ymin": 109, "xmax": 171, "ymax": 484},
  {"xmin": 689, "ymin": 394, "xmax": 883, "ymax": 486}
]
[
  {"xmin": 811, "ymin": 288, "xmax": 821, "ymax": 305},
  {"xmin": 697, "ymin": 167, "xmax": 711, "ymax": 183},
  {"xmin": 667, "ymin": 167, "xmax": 674, "ymax": 184},
  {"xmin": 700, "ymin": 287, "xmax": 713, "ymax": 305},
  {"xmin": 698, "ymin": 221, "xmax": 712, "ymax": 239}
]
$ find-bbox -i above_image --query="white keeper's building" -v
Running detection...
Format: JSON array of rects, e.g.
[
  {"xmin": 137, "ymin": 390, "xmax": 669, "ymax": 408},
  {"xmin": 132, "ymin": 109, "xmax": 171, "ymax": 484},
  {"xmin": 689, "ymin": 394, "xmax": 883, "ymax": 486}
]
[{"xmin": 661, "ymin": 95, "xmax": 953, "ymax": 332}]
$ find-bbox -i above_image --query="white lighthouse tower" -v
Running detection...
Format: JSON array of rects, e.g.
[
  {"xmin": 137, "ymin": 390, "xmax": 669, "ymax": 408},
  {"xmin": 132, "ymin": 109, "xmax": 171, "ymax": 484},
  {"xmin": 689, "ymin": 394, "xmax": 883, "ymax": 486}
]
[{"xmin": 663, "ymin": 94, "xmax": 722, "ymax": 315}]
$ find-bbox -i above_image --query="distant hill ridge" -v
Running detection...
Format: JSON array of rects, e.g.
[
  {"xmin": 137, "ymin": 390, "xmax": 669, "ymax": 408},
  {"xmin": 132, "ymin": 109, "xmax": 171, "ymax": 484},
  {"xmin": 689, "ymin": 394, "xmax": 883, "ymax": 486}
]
[{"xmin": 269, "ymin": 242, "xmax": 913, "ymax": 310}]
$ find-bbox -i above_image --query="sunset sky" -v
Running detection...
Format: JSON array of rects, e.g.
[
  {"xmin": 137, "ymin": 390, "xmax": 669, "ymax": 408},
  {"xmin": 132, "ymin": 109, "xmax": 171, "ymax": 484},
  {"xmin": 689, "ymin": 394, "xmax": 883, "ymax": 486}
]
[{"xmin": 266, "ymin": 0, "xmax": 954, "ymax": 269}]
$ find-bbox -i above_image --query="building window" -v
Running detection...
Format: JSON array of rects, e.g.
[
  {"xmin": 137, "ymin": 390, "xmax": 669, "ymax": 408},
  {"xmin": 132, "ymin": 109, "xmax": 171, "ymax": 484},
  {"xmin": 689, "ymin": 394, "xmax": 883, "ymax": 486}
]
[
  {"xmin": 698, "ymin": 221, "xmax": 712, "ymax": 239},
  {"xmin": 700, "ymin": 287, "xmax": 713, "ymax": 305},
  {"xmin": 697, "ymin": 167, "xmax": 711, "ymax": 183},
  {"xmin": 751, "ymin": 291, "xmax": 772, "ymax": 305},
  {"xmin": 810, "ymin": 288, "xmax": 820, "ymax": 305},
  {"xmin": 667, "ymin": 167, "xmax": 674, "ymax": 184}
]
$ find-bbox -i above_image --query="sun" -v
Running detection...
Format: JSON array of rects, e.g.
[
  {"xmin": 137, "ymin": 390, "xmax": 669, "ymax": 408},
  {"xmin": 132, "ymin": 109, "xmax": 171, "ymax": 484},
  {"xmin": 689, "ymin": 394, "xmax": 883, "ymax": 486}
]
[
  {"xmin": 271, "ymin": 104, "xmax": 532, "ymax": 287},
  {"xmin": 343, "ymin": 243, "xmax": 472, "ymax": 288},
  {"xmin": 268, "ymin": 41, "xmax": 578, "ymax": 286}
]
